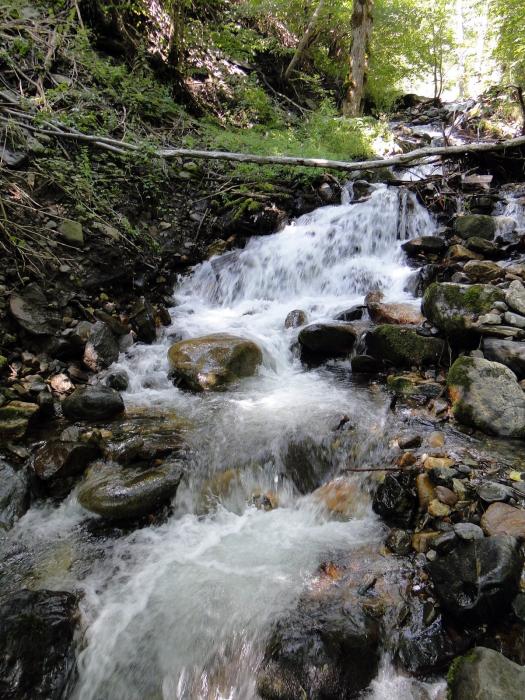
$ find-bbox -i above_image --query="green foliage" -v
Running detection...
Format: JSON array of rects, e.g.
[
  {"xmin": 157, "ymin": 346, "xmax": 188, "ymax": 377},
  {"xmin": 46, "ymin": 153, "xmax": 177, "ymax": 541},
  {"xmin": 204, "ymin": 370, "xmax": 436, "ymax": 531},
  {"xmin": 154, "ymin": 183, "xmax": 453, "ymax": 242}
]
[{"xmin": 492, "ymin": 0, "xmax": 525, "ymax": 86}]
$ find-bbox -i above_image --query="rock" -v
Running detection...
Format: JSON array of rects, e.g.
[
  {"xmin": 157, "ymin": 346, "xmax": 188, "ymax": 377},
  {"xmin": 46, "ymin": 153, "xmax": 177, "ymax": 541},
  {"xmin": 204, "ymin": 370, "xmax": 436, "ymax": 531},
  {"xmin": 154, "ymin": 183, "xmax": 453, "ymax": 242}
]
[
  {"xmin": 481, "ymin": 502, "xmax": 525, "ymax": 540},
  {"xmin": 372, "ymin": 473, "xmax": 417, "ymax": 528},
  {"xmin": 453, "ymin": 522, "xmax": 484, "ymax": 541},
  {"xmin": 62, "ymin": 386, "xmax": 124, "ymax": 422},
  {"xmin": 106, "ymin": 436, "xmax": 145, "ymax": 465},
  {"xmin": 435, "ymin": 485, "xmax": 458, "ymax": 506},
  {"xmin": 387, "ymin": 374, "xmax": 442, "ymax": 399},
  {"xmin": 398, "ymin": 433, "xmax": 422, "ymax": 449},
  {"xmin": 364, "ymin": 290, "xmax": 384, "ymax": 305},
  {"xmin": 130, "ymin": 299, "xmax": 157, "ymax": 343},
  {"xmin": 58, "ymin": 218, "xmax": 83, "ymax": 245},
  {"xmin": 365, "ymin": 325, "xmax": 445, "ymax": 367},
  {"xmin": 477, "ymin": 312, "xmax": 502, "ymax": 325},
  {"xmin": 33, "ymin": 440, "xmax": 102, "ymax": 481},
  {"xmin": 416, "ymin": 472, "xmax": 436, "ymax": 510},
  {"xmin": 0, "ymin": 459, "xmax": 28, "ymax": 531},
  {"xmin": 105, "ymin": 369, "xmax": 129, "ymax": 391},
  {"xmin": 412, "ymin": 531, "xmax": 440, "ymax": 553},
  {"xmin": 463, "ymin": 260, "xmax": 503, "ymax": 283},
  {"xmin": 0, "ymin": 401, "xmax": 39, "ymax": 440},
  {"xmin": 402, "ymin": 236, "xmax": 447, "ymax": 257},
  {"xmin": 454, "ymin": 214, "xmax": 495, "ymax": 240},
  {"xmin": 257, "ymin": 593, "xmax": 380, "ymax": 700},
  {"xmin": 447, "ymin": 244, "xmax": 483, "ymax": 262},
  {"xmin": 428, "ymin": 431, "xmax": 445, "ymax": 447},
  {"xmin": 427, "ymin": 535, "xmax": 523, "ymax": 621},
  {"xmin": 83, "ymin": 321, "xmax": 119, "ymax": 372},
  {"xmin": 9, "ymin": 284, "xmax": 61, "ymax": 336},
  {"xmin": 386, "ymin": 528, "xmax": 412, "ymax": 555},
  {"xmin": 506, "ymin": 280, "xmax": 525, "ymax": 316},
  {"xmin": 424, "ymin": 456, "xmax": 455, "ymax": 470},
  {"xmin": 298, "ymin": 323, "xmax": 359, "ymax": 358},
  {"xmin": 448, "ymin": 647, "xmax": 525, "ymax": 700},
  {"xmin": 350, "ymin": 354, "xmax": 382, "ymax": 373},
  {"xmin": 447, "ymin": 356, "xmax": 525, "ymax": 437},
  {"xmin": 477, "ymin": 481, "xmax": 513, "ymax": 503},
  {"xmin": 428, "ymin": 466, "xmax": 458, "ymax": 486},
  {"xmin": 283, "ymin": 437, "xmax": 332, "ymax": 494},
  {"xmin": 312, "ymin": 478, "xmax": 361, "ymax": 518},
  {"xmin": 284, "ymin": 310, "xmax": 307, "ymax": 328},
  {"xmin": 168, "ymin": 333, "xmax": 262, "ymax": 391},
  {"xmin": 368, "ymin": 302, "xmax": 423, "ymax": 325},
  {"xmin": 78, "ymin": 461, "xmax": 182, "ymax": 519},
  {"xmin": 481, "ymin": 338, "xmax": 525, "ymax": 379},
  {"xmin": 465, "ymin": 236, "xmax": 499, "ymax": 256},
  {"xmin": 504, "ymin": 311, "xmax": 525, "ymax": 329},
  {"xmin": 334, "ymin": 305, "xmax": 365, "ymax": 322},
  {"xmin": 422, "ymin": 283, "xmax": 505, "ymax": 339},
  {"xmin": 0, "ymin": 589, "xmax": 77, "ymax": 700},
  {"xmin": 428, "ymin": 498, "xmax": 451, "ymax": 517}
]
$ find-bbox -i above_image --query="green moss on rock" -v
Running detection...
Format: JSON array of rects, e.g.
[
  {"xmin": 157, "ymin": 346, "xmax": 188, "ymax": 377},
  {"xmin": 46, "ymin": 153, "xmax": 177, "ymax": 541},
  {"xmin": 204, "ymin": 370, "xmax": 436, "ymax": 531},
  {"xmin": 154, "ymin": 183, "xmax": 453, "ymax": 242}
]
[{"xmin": 366, "ymin": 325, "xmax": 445, "ymax": 367}]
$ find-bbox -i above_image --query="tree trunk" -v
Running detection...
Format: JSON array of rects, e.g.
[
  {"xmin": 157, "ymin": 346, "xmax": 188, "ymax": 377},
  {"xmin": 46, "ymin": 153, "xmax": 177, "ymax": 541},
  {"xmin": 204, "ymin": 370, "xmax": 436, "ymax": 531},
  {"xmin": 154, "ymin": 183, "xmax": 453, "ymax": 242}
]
[
  {"xmin": 284, "ymin": 0, "xmax": 326, "ymax": 81},
  {"xmin": 342, "ymin": 0, "xmax": 373, "ymax": 117}
]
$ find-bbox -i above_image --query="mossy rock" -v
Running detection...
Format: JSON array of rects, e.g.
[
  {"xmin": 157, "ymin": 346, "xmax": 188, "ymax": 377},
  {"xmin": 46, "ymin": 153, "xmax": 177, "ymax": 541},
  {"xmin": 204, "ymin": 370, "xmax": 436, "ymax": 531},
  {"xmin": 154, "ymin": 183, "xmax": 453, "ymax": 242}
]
[
  {"xmin": 365, "ymin": 325, "xmax": 445, "ymax": 367},
  {"xmin": 0, "ymin": 401, "xmax": 39, "ymax": 441},
  {"xmin": 58, "ymin": 219, "xmax": 84, "ymax": 245},
  {"xmin": 167, "ymin": 333, "xmax": 262, "ymax": 392},
  {"xmin": 422, "ymin": 282, "xmax": 505, "ymax": 340},
  {"xmin": 447, "ymin": 647, "xmax": 525, "ymax": 700},
  {"xmin": 454, "ymin": 214, "xmax": 495, "ymax": 241},
  {"xmin": 387, "ymin": 374, "xmax": 442, "ymax": 398},
  {"xmin": 447, "ymin": 356, "xmax": 525, "ymax": 437}
]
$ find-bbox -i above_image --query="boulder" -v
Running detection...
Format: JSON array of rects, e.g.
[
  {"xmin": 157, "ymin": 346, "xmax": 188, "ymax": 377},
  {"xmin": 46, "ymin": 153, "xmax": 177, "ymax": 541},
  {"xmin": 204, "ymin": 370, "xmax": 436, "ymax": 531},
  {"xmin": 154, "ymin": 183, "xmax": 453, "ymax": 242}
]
[
  {"xmin": 462, "ymin": 260, "xmax": 503, "ymax": 283},
  {"xmin": 481, "ymin": 502, "xmax": 525, "ymax": 540},
  {"xmin": 422, "ymin": 283, "xmax": 505, "ymax": 339},
  {"xmin": 365, "ymin": 325, "xmax": 445, "ymax": 367},
  {"xmin": 0, "ymin": 589, "xmax": 78, "ymax": 700},
  {"xmin": 367, "ymin": 302, "xmax": 423, "ymax": 325},
  {"xmin": 0, "ymin": 459, "xmax": 28, "ymax": 531},
  {"xmin": 105, "ymin": 369, "xmax": 129, "ymax": 391},
  {"xmin": 298, "ymin": 323, "xmax": 359, "ymax": 359},
  {"xmin": 0, "ymin": 401, "xmax": 39, "ymax": 441},
  {"xmin": 402, "ymin": 236, "xmax": 447, "ymax": 257},
  {"xmin": 33, "ymin": 440, "xmax": 102, "ymax": 481},
  {"xmin": 350, "ymin": 354, "xmax": 382, "ymax": 373},
  {"xmin": 454, "ymin": 214, "xmax": 495, "ymax": 240},
  {"xmin": 448, "ymin": 647, "xmax": 525, "ymax": 700},
  {"xmin": 168, "ymin": 333, "xmax": 262, "ymax": 391},
  {"xmin": 506, "ymin": 280, "xmax": 525, "ymax": 316},
  {"xmin": 465, "ymin": 236, "xmax": 499, "ymax": 256},
  {"xmin": 284, "ymin": 310, "xmax": 307, "ymax": 328},
  {"xmin": 282, "ymin": 437, "xmax": 332, "ymax": 494},
  {"xmin": 130, "ymin": 299, "xmax": 157, "ymax": 343},
  {"xmin": 8, "ymin": 284, "xmax": 61, "ymax": 336},
  {"xmin": 447, "ymin": 356, "xmax": 525, "ymax": 437},
  {"xmin": 372, "ymin": 472, "xmax": 417, "ymax": 528},
  {"xmin": 257, "ymin": 594, "xmax": 380, "ymax": 700},
  {"xmin": 447, "ymin": 244, "xmax": 482, "ymax": 262},
  {"xmin": 83, "ymin": 321, "xmax": 119, "ymax": 372},
  {"xmin": 62, "ymin": 386, "xmax": 124, "ymax": 422},
  {"xmin": 482, "ymin": 338, "xmax": 525, "ymax": 379},
  {"xmin": 334, "ymin": 305, "xmax": 365, "ymax": 322},
  {"xmin": 78, "ymin": 461, "xmax": 182, "ymax": 519},
  {"xmin": 427, "ymin": 535, "xmax": 523, "ymax": 621}
]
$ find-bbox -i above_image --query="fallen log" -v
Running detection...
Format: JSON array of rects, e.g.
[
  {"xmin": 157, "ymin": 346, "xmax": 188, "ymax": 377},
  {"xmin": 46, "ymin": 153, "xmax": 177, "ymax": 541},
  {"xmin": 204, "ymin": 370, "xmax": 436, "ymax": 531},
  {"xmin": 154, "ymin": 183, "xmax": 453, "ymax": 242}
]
[{"xmin": 2, "ymin": 110, "xmax": 525, "ymax": 172}]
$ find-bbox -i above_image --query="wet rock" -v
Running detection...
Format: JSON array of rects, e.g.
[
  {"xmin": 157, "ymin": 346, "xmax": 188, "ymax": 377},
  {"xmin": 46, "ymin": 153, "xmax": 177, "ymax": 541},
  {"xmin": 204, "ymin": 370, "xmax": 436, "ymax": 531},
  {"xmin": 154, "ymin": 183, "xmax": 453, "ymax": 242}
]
[
  {"xmin": 428, "ymin": 498, "xmax": 451, "ymax": 517},
  {"xmin": 312, "ymin": 478, "xmax": 361, "ymax": 519},
  {"xmin": 435, "ymin": 485, "xmax": 458, "ymax": 507},
  {"xmin": 402, "ymin": 236, "xmax": 446, "ymax": 257},
  {"xmin": 9, "ymin": 284, "xmax": 61, "ymax": 336},
  {"xmin": 385, "ymin": 528, "xmax": 412, "ymax": 555},
  {"xmin": 506, "ymin": 280, "xmax": 525, "ymax": 316},
  {"xmin": 454, "ymin": 214, "xmax": 495, "ymax": 240},
  {"xmin": 168, "ymin": 333, "xmax": 262, "ymax": 391},
  {"xmin": 416, "ymin": 472, "xmax": 436, "ymax": 510},
  {"xmin": 0, "ymin": 589, "xmax": 78, "ymax": 700},
  {"xmin": 283, "ymin": 437, "xmax": 332, "ymax": 494},
  {"xmin": 481, "ymin": 502, "xmax": 525, "ymax": 540},
  {"xmin": 83, "ymin": 321, "xmax": 119, "ymax": 372},
  {"xmin": 284, "ymin": 309, "xmax": 307, "ymax": 328},
  {"xmin": 298, "ymin": 323, "xmax": 359, "ymax": 359},
  {"xmin": 105, "ymin": 369, "xmax": 129, "ymax": 391},
  {"xmin": 463, "ymin": 260, "xmax": 503, "ymax": 283},
  {"xmin": 477, "ymin": 481, "xmax": 513, "ymax": 503},
  {"xmin": 257, "ymin": 593, "xmax": 380, "ymax": 700},
  {"xmin": 453, "ymin": 522, "xmax": 484, "ymax": 541},
  {"xmin": 0, "ymin": 400, "xmax": 39, "ymax": 441},
  {"xmin": 130, "ymin": 298, "xmax": 156, "ymax": 343},
  {"xmin": 0, "ymin": 459, "xmax": 28, "ymax": 531},
  {"xmin": 465, "ymin": 236, "xmax": 499, "ymax": 256},
  {"xmin": 334, "ymin": 305, "xmax": 365, "ymax": 322},
  {"xmin": 448, "ymin": 646, "xmax": 525, "ymax": 700},
  {"xmin": 482, "ymin": 338, "xmax": 525, "ymax": 380},
  {"xmin": 512, "ymin": 593, "xmax": 525, "ymax": 622},
  {"xmin": 398, "ymin": 433, "xmax": 422, "ymax": 449},
  {"xmin": 365, "ymin": 325, "xmax": 445, "ymax": 367},
  {"xmin": 447, "ymin": 356, "xmax": 525, "ymax": 437},
  {"xmin": 373, "ymin": 472, "xmax": 417, "ymax": 528},
  {"xmin": 504, "ymin": 311, "xmax": 525, "ymax": 329},
  {"xmin": 106, "ymin": 436, "xmax": 145, "ymax": 465},
  {"xmin": 422, "ymin": 283, "xmax": 505, "ymax": 340},
  {"xmin": 387, "ymin": 374, "xmax": 442, "ymax": 399},
  {"xmin": 33, "ymin": 440, "xmax": 102, "ymax": 481},
  {"xmin": 427, "ymin": 535, "xmax": 523, "ymax": 621},
  {"xmin": 351, "ymin": 354, "xmax": 381, "ymax": 373},
  {"xmin": 78, "ymin": 461, "xmax": 182, "ymax": 519},
  {"xmin": 447, "ymin": 244, "xmax": 482, "ymax": 262},
  {"xmin": 62, "ymin": 386, "xmax": 125, "ymax": 422},
  {"xmin": 368, "ymin": 302, "xmax": 423, "ymax": 325}
]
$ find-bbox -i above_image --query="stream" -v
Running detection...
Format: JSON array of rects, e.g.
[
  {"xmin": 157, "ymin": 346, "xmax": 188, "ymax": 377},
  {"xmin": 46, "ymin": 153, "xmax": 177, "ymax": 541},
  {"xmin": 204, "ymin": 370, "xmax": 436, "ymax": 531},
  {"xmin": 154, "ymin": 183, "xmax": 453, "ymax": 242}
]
[{"xmin": 3, "ymin": 185, "xmax": 450, "ymax": 699}]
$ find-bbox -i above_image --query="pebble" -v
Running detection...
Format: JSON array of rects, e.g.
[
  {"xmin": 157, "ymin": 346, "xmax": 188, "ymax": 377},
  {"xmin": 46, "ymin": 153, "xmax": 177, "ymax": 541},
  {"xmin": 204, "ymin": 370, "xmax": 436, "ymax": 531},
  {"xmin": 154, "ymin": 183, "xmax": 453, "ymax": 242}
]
[
  {"xmin": 398, "ymin": 433, "xmax": 422, "ymax": 449},
  {"xmin": 435, "ymin": 485, "xmax": 458, "ymax": 506},
  {"xmin": 477, "ymin": 481, "xmax": 513, "ymax": 503},
  {"xmin": 427, "ymin": 431, "xmax": 445, "ymax": 448},
  {"xmin": 453, "ymin": 522, "xmax": 484, "ymax": 541},
  {"xmin": 424, "ymin": 456, "xmax": 455, "ymax": 470},
  {"xmin": 428, "ymin": 498, "xmax": 451, "ymax": 517}
]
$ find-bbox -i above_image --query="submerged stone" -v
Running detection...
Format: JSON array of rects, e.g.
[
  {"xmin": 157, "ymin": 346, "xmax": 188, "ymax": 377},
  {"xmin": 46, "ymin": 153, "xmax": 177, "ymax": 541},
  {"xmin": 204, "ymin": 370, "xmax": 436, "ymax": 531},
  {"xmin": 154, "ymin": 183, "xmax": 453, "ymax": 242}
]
[{"xmin": 168, "ymin": 333, "xmax": 262, "ymax": 391}]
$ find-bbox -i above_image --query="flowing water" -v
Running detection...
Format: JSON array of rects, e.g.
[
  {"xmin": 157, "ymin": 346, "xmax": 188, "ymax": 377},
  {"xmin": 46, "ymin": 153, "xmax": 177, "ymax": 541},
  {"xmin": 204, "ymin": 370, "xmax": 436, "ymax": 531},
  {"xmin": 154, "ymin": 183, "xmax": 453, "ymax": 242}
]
[{"xmin": 3, "ymin": 185, "xmax": 446, "ymax": 699}]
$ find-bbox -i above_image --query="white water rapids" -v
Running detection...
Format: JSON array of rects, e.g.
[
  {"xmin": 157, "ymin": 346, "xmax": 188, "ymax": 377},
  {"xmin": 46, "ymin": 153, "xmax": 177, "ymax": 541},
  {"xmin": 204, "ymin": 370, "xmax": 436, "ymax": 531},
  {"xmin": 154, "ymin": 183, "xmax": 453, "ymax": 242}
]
[{"xmin": 7, "ymin": 185, "xmax": 446, "ymax": 699}]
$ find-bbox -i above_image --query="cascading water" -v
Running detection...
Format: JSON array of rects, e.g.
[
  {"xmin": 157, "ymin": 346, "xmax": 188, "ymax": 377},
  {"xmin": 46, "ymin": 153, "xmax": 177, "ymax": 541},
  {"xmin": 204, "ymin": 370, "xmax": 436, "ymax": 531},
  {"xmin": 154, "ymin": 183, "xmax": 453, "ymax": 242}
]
[{"xmin": 3, "ymin": 184, "xmax": 445, "ymax": 700}]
